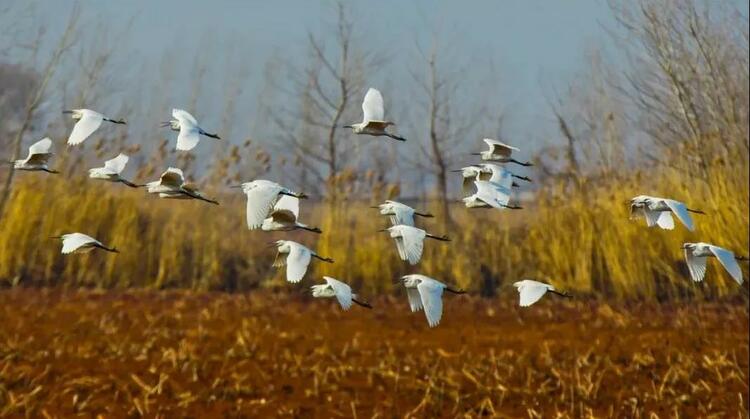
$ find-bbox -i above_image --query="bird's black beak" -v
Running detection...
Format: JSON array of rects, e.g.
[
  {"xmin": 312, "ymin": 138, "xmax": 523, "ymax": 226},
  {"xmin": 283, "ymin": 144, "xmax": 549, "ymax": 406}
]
[
  {"xmin": 62, "ymin": 110, "xmax": 74, "ymax": 114},
  {"xmin": 229, "ymin": 185, "xmax": 243, "ymax": 189},
  {"xmin": 469, "ymin": 153, "xmax": 481, "ymax": 156},
  {"xmin": 377, "ymin": 228, "xmax": 389, "ymax": 232},
  {"xmin": 450, "ymin": 169, "xmax": 463, "ymax": 173},
  {"xmin": 266, "ymin": 242, "xmax": 278, "ymax": 248},
  {"xmin": 159, "ymin": 121, "xmax": 171, "ymax": 127}
]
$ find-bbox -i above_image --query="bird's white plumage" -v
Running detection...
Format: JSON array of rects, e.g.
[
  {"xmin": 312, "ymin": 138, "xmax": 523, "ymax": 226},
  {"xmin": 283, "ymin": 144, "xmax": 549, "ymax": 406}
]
[
  {"xmin": 388, "ymin": 225, "xmax": 426, "ymax": 265},
  {"xmin": 172, "ymin": 109, "xmax": 201, "ymax": 151},
  {"xmin": 362, "ymin": 88, "xmax": 385, "ymax": 123},
  {"xmin": 28, "ymin": 137, "xmax": 53, "ymax": 157},
  {"xmin": 102, "ymin": 153, "xmax": 129, "ymax": 175},
  {"xmin": 684, "ymin": 248, "xmax": 708, "ymax": 282},
  {"xmin": 241, "ymin": 180, "xmax": 287, "ymax": 229},
  {"xmin": 324, "ymin": 276, "xmax": 354, "ymax": 310},
  {"xmin": 285, "ymin": 242, "xmax": 312, "ymax": 283},
  {"xmin": 377, "ymin": 200, "xmax": 416, "ymax": 226},
  {"xmin": 482, "ymin": 164, "xmax": 514, "ymax": 190},
  {"xmin": 67, "ymin": 109, "xmax": 104, "ymax": 145},
  {"xmin": 273, "ymin": 195, "xmax": 299, "ymax": 219},
  {"xmin": 417, "ymin": 279, "xmax": 445, "ymax": 327},
  {"xmin": 483, "ymin": 138, "xmax": 519, "ymax": 156},
  {"xmin": 709, "ymin": 245, "xmax": 743, "ymax": 284},
  {"xmin": 513, "ymin": 280, "xmax": 555, "ymax": 307},
  {"xmin": 664, "ymin": 199, "xmax": 694, "ymax": 231},
  {"xmin": 406, "ymin": 287, "xmax": 423, "ymax": 312},
  {"xmin": 60, "ymin": 233, "xmax": 101, "ymax": 254},
  {"xmin": 16, "ymin": 137, "xmax": 53, "ymax": 169},
  {"xmin": 470, "ymin": 180, "xmax": 511, "ymax": 209}
]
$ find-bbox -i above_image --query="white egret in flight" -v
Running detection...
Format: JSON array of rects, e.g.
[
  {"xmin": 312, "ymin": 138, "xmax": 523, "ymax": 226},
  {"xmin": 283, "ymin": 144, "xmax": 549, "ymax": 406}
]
[
  {"xmin": 471, "ymin": 139, "xmax": 532, "ymax": 166},
  {"xmin": 462, "ymin": 180, "xmax": 523, "ymax": 210},
  {"xmin": 683, "ymin": 242, "xmax": 747, "ymax": 285},
  {"xmin": 52, "ymin": 232, "xmax": 118, "ymax": 254},
  {"xmin": 452, "ymin": 164, "xmax": 531, "ymax": 195},
  {"xmin": 372, "ymin": 200, "xmax": 433, "ymax": 227},
  {"xmin": 399, "ymin": 274, "xmax": 465, "ymax": 327},
  {"xmin": 12, "ymin": 137, "xmax": 58, "ymax": 173},
  {"xmin": 89, "ymin": 153, "xmax": 142, "ymax": 188},
  {"xmin": 262, "ymin": 195, "xmax": 321, "ymax": 233},
  {"xmin": 161, "ymin": 109, "xmax": 220, "ymax": 151},
  {"xmin": 311, "ymin": 276, "xmax": 372, "ymax": 309},
  {"xmin": 234, "ymin": 180, "xmax": 307, "ymax": 230},
  {"xmin": 343, "ymin": 88, "xmax": 406, "ymax": 142},
  {"xmin": 272, "ymin": 240, "xmax": 333, "ymax": 283},
  {"xmin": 146, "ymin": 167, "xmax": 219, "ymax": 205},
  {"xmin": 629, "ymin": 195, "xmax": 704, "ymax": 231},
  {"xmin": 63, "ymin": 109, "xmax": 126, "ymax": 146},
  {"xmin": 513, "ymin": 279, "xmax": 571, "ymax": 307},
  {"xmin": 379, "ymin": 225, "xmax": 450, "ymax": 265}
]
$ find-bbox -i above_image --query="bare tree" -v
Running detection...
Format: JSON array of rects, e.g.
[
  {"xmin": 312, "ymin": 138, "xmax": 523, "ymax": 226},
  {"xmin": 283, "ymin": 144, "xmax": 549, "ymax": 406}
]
[{"xmin": 0, "ymin": 6, "xmax": 79, "ymax": 220}]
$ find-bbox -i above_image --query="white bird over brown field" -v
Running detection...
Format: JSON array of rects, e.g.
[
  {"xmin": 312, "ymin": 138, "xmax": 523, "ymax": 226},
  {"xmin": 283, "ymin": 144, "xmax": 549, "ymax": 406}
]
[
  {"xmin": 343, "ymin": 88, "xmax": 406, "ymax": 142},
  {"xmin": 63, "ymin": 108, "xmax": 126, "ymax": 146},
  {"xmin": 452, "ymin": 163, "xmax": 531, "ymax": 195},
  {"xmin": 372, "ymin": 200, "xmax": 433, "ymax": 227},
  {"xmin": 629, "ymin": 195, "xmax": 704, "ymax": 231},
  {"xmin": 311, "ymin": 276, "xmax": 372, "ymax": 310},
  {"xmin": 682, "ymin": 242, "xmax": 747, "ymax": 285},
  {"xmin": 261, "ymin": 195, "xmax": 321, "ymax": 233},
  {"xmin": 471, "ymin": 138, "xmax": 532, "ymax": 166},
  {"xmin": 146, "ymin": 167, "xmax": 219, "ymax": 205},
  {"xmin": 52, "ymin": 232, "xmax": 119, "ymax": 254},
  {"xmin": 271, "ymin": 240, "xmax": 333, "ymax": 283},
  {"xmin": 462, "ymin": 180, "xmax": 523, "ymax": 210},
  {"xmin": 161, "ymin": 108, "xmax": 220, "ymax": 151},
  {"xmin": 89, "ymin": 153, "xmax": 142, "ymax": 188},
  {"xmin": 11, "ymin": 137, "xmax": 58, "ymax": 173},
  {"xmin": 399, "ymin": 274, "xmax": 465, "ymax": 327},
  {"xmin": 379, "ymin": 225, "xmax": 450, "ymax": 265},
  {"xmin": 513, "ymin": 279, "xmax": 571, "ymax": 307}
]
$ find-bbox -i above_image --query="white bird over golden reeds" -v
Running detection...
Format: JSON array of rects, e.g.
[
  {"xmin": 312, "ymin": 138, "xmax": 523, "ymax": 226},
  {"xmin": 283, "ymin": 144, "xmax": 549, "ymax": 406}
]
[
  {"xmin": 343, "ymin": 88, "xmax": 406, "ymax": 142},
  {"xmin": 311, "ymin": 276, "xmax": 372, "ymax": 309},
  {"xmin": 161, "ymin": 108, "xmax": 220, "ymax": 151},
  {"xmin": 462, "ymin": 180, "xmax": 522, "ymax": 210},
  {"xmin": 271, "ymin": 240, "xmax": 333, "ymax": 283},
  {"xmin": 233, "ymin": 180, "xmax": 307, "ymax": 230},
  {"xmin": 513, "ymin": 279, "xmax": 571, "ymax": 307},
  {"xmin": 471, "ymin": 139, "xmax": 532, "ymax": 166},
  {"xmin": 146, "ymin": 167, "xmax": 219, "ymax": 205},
  {"xmin": 262, "ymin": 195, "xmax": 321, "ymax": 233},
  {"xmin": 11, "ymin": 137, "xmax": 58, "ymax": 173},
  {"xmin": 52, "ymin": 232, "xmax": 119, "ymax": 254},
  {"xmin": 682, "ymin": 242, "xmax": 747, "ymax": 285},
  {"xmin": 399, "ymin": 274, "xmax": 465, "ymax": 327},
  {"xmin": 89, "ymin": 153, "xmax": 141, "ymax": 188},
  {"xmin": 372, "ymin": 200, "xmax": 433, "ymax": 227},
  {"xmin": 63, "ymin": 109, "xmax": 126, "ymax": 146},
  {"xmin": 629, "ymin": 195, "xmax": 704, "ymax": 231},
  {"xmin": 379, "ymin": 225, "xmax": 450, "ymax": 265},
  {"xmin": 452, "ymin": 163, "xmax": 531, "ymax": 195}
]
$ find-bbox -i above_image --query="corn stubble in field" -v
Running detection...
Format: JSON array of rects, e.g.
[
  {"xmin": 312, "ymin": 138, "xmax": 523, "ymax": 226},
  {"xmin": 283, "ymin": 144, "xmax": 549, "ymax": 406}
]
[{"xmin": 0, "ymin": 289, "xmax": 746, "ymax": 417}]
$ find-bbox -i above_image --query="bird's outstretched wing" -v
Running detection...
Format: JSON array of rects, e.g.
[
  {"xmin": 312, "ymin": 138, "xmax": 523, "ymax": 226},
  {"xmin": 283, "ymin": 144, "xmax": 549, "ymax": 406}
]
[
  {"xmin": 362, "ymin": 88, "xmax": 385, "ymax": 122},
  {"xmin": 483, "ymin": 138, "xmax": 518, "ymax": 157},
  {"xmin": 709, "ymin": 245, "xmax": 743, "ymax": 284},
  {"xmin": 398, "ymin": 227, "xmax": 425, "ymax": 265},
  {"xmin": 656, "ymin": 211, "xmax": 675, "ymax": 230},
  {"xmin": 664, "ymin": 199, "xmax": 695, "ymax": 231},
  {"xmin": 417, "ymin": 279, "xmax": 445, "ymax": 327},
  {"xmin": 475, "ymin": 181, "xmax": 510, "ymax": 209},
  {"xmin": 684, "ymin": 248, "xmax": 707, "ymax": 282},
  {"xmin": 273, "ymin": 195, "xmax": 299, "ymax": 219},
  {"xmin": 103, "ymin": 153, "xmax": 129, "ymax": 175},
  {"xmin": 643, "ymin": 209, "xmax": 661, "ymax": 227},
  {"xmin": 484, "ymin": 164, "xmax": 513, "ymax": 189},
  {"xmin": 61, "ymin": 233, "xmax": 98, "ymax": 254},
  {"xmin": 272, "ymin": 249, "xmax": 287, "ymax": 268},
  {"xmin": 285, "ymin": 244, "xmax": 312, "ymax": 283},
  {"xmin": 516, "ymin": 281, "xmax": 550, "ymax": 307},
  {"xmin": 245, "ymin": 184, "xmax": 282, "ymax": 229},
  {"xmin": 68, "ymin": 110, "xmax": 104, "ymax": 145},
  {"xmin": 392, "ymin": 209, "xmax": 414, "ymax": 227},
  {"xmin": 324, "ymin": 276, "xmax": 353, "ymax": 310},
  {"xmin": 160, "ymin": 168, "xmax": 185, "ymax": 188},
  {"xmin": 26, "ymin": 137, "xmax": 53, "ymax": 165},
  {"xmin": 406, "ymin": 288, "xmax": 423, "ymax": 312},
  {"xmin": 173, "ymin": 109, "xmax": 201, "ymax": 151}
]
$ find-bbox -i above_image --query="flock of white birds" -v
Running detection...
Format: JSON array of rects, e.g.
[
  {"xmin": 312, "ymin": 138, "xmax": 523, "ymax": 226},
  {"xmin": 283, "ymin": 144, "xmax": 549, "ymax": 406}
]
[{"xmin": 9, "ymin": 87, "xmax": 747, "ymax": 327}]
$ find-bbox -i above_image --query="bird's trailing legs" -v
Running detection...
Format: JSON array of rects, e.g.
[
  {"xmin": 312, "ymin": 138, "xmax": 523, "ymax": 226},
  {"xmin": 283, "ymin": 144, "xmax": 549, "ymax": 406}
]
[
  {"xmin": 686, "ymin": 208, "xmax": 706, "ymax": 215},
  {"xmin": 510, "ymin": 158, "xmax": 533, "ymax": 167},
  {"xmin": 312, "ymin": 254, "xmax": 335, "ymax": 263},
  {"xmin": 301, "ymin": 226, "xmax": 323, "ymax": 234},
  {"xmin": 180, "ymin": 189, "xmax": 219, "ymax": 205},
  {"xmin": 42, "ymin": 168, "xmax": 60, "ymax": 174},
  {"xmin": 549, "ymin": 289, "xmax": 572, "ymax": 299},
  {"xmin": 445, "ymin": 287, "xmax": 466, "ymax": 294},
  {"xmin": 501, "ymin": 204, "xmax": 524, "ymax": 210},
  {"xmin": 736, "ymin": 255, "xmax": 750, "ymax": 262},
  {"xmin": 104, "ymin": 118, "xmax": 127, "ymax": 125},
  {"xmin": 119, "ymin": 179, "xmax": 145, "ymax": 188},
  {"xmin": 385, "ymin": 133, "xmax": 407, "ymax": 142},
  {"xmin": 512, "ymin": 174, "xmax": 532, "ymax": 182},
  {"xmin": 280, "ymin": 190, "xmax": 308, "ymax": 199},
  {"xmin": 415, "ymin": 211, "xmax": 434, "ymax": 218},
  {"xmin": 94, "ymin": 243, "xmax": 120, "ymax": 253},
  {"xmin": 352, "ymin": 298, "xmax": 373, "ymax": 309},
  {"xmin": 426, "ymin": 233, "xmax": 451, "ymax": 242}
]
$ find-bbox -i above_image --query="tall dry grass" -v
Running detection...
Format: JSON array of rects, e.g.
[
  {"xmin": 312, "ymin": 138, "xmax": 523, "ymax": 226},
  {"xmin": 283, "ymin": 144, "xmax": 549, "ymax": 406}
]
[{"xmin": 0, "ymin": 145, "xmax": 746, "ymax": 301}]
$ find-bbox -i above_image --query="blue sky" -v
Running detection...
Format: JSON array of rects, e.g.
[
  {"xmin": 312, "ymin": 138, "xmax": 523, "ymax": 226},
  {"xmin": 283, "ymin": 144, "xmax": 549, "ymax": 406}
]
[{"xmin": 9, "ymin": 0, "xmax": 621, "ymax": 147}]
